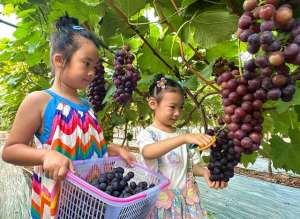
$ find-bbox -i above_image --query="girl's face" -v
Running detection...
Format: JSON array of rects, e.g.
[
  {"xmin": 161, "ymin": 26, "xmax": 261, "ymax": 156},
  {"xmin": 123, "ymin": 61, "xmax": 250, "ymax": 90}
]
[
  {"xmin": 150, "ymin": 91, "xmax": 184, "ymax": 128},
  {"xmin": 58, "ymin": 38, "xmax": 99, "ymax": 90}
]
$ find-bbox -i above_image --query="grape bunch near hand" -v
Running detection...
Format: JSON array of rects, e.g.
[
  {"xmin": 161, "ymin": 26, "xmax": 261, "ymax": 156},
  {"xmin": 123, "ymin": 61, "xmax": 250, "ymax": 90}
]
[{"xmin": 206, "ymin": 128, "xmax": 240, "ymax": 182}]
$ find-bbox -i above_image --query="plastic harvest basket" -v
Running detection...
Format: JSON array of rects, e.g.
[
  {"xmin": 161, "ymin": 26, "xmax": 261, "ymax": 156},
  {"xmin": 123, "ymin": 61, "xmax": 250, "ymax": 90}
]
[{"xmin": 56, "ymin": 157, "xmax": 170, "ymax": 219}]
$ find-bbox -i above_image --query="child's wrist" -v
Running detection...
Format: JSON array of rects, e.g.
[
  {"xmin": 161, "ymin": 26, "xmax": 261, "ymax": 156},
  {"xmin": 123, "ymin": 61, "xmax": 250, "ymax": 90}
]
[
  {"xmin": 39, "ymin": 149, "xmax": 48, "ymax": 164},
  {"xmin": 107, "ymin": 143, "xmax": 123, "ymax": 156},
  {"xmin": 180, "ymin": 134, "xmax": 187, "ymax": 144}
]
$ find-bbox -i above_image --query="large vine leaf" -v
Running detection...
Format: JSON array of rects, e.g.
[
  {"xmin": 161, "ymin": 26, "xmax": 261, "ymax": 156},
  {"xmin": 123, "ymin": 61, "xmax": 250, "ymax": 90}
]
[
  {"xmin": 113, "ymin": 0, "xmax": 146, "ymax": 18},
  {"xmin": 270, "ymin": 128, "xmax": 300, "ymax": 173},
  {"xmin": 189, "ymin": 10, "xmax": 238, "ymax": 48},
  {"xmin": 206, "ymin": 40, "xmax": 238, "ymax": 62}
]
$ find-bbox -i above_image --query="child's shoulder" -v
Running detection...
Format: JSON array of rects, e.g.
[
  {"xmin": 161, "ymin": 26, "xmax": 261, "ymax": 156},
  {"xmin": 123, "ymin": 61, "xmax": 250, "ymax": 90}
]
[
  {"xmin": 23, "ymin": 90, "xmax": 52, "ymax": 106},
  {"xmin": 19, "ymin": 90, "xmax": 52, "ymax": 114}
]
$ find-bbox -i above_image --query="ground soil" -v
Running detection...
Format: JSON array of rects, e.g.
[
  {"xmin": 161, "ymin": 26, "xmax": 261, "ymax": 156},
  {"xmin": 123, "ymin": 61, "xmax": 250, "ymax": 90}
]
[{"xmin": 234, "ymin": 167, "xmax": 300, "ymax": 188}]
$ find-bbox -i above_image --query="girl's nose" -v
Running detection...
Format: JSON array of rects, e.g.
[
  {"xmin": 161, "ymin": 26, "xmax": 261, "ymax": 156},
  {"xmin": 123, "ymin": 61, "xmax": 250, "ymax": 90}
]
[
  {"xmin": 174, "ymin": 109, "xmax": 180, "ymax": 117},
  {"xmin": 88, "ymin": 69, "xmax": 95, "ymax": 77}
]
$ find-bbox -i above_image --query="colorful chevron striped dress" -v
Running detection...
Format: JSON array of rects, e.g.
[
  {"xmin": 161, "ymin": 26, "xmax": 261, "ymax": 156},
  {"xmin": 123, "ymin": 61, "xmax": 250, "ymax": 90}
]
[{"xmin": 31, "ymin": 89, "xmax": 107, "ymax": 219}]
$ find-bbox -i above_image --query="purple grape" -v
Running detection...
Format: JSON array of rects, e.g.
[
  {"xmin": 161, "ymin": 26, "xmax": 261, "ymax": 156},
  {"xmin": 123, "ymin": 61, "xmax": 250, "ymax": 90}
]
[
  {"xmin": 260, "ymin": 20, "xmax": 274, "ymax": 31},
  {"xmin": 248, "ymin": 44, "xmax": 260, "ymax": 54},
  {"xmin": 244, "ymin": 59, "xmax": 256, "ymax": 71},
  {"xmin": 239, "ymin": 29, "xmax": 253, "ymax": 42},
  {"xmin": 260, "ymin": 31, "xmax": 274, "ymax": 44},
  {"xmin": 293, "ymin": 35, "xmax": 300, "ymax": 45},
  {"xmin": 268, "ymin": 40, "xmax": 281, "ymax": 52},
  {"xmin": 261, "ymin": 77, "xmax": 273, "ymax": 90},
  {"xmin": 247, "ymin": 33, "xmax": 260, "ymax": 45},
  {"xmin": 267, "ymin": 88, "xmax": 282, "ymax": 100},
  {"xmin": 284, "ymin": 43, "xmax": 299, "ymax": 59},
  {"xmin": 239, "ymin": 15, "xmax": 253, "ymax": 29},
  {"xmin": 255, "ymin": 56, "xmax": 269, "ymax": 68}
]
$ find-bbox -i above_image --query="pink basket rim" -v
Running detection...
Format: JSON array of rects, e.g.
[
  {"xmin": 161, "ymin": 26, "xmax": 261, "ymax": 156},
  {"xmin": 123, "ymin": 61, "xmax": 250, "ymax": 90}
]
[{"xmin": 65, "ymin": 156, "xmax": 170, "ymax": 204}]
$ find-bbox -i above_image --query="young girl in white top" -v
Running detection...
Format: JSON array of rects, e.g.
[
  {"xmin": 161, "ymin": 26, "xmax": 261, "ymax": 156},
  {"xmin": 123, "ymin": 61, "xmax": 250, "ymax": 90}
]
[{"xmin": 137, "ymin": 75, "xmax": 227, "ymax": 219}]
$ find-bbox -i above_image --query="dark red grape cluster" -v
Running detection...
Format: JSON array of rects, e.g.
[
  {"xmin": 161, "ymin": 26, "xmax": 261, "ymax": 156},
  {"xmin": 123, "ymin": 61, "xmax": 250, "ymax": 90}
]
[
  {"xmin": 237, "ymin": 0, "xmax": 298, "ymax": 102},
  {"xmin": 217, "ymin": 68, "xmax": 264, "ymax": 155},
  {"xmin": 206, "ymin": 128, "xmax": 239, "ymax": 182},
  {"xmin": 89, "ymin": 167, "xmax": 155, "ymax": 198},
  {"xmin": 87, "ymin": 61, "xmax": 106, "ymax": 112},
  {"xmin": 113, "ymin": 46, "xmax": 140, "ymax": 105}
]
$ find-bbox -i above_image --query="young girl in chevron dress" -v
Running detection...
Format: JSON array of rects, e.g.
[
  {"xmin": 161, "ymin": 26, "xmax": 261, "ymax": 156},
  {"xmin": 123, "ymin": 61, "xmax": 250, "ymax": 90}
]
[{"xmin": 2, "ymin": 15, "xmax": 134, "ymax": 219}]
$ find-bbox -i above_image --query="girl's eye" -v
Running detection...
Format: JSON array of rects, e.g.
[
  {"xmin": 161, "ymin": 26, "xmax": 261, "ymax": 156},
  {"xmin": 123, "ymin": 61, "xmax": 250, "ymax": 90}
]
[{"xmin": 83, "ymin": 61, "xmax": 90, "ymax": 67}]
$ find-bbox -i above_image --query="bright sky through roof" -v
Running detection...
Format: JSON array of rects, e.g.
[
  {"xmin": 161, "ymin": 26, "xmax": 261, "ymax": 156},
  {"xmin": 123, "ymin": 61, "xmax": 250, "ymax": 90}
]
[{"xmin": 0, "ymin": 5, "xmax": 18, "ymax": 39}]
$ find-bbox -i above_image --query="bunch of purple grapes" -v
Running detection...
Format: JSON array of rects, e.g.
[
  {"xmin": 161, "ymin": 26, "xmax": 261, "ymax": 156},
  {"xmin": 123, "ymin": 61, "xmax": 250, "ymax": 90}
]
[
  {"xmin": 207, "ymin": 128, "xmax": 239, "ymax": 182},
  {"xmin": 89, "ymin": 167, "xmax": 155, "ymax": 198},
  {"xmin": 87, "ymin": 61, "xmax": 106, "ymax": 112},
  {"xmin": 217, "ymin": 68, "xmax": 264, "ymax": 155},
  {"xmin": 237, "ymin": 0, "xmax": 298, "ymax": 102},
  {"xmin": 113, "ymin": 46, "xmax": 140, "ymax": 105}
]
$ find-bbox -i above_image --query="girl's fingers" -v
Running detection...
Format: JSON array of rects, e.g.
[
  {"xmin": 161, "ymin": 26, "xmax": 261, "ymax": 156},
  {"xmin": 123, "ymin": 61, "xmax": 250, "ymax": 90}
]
[
  {"xmin": 57, "ymin": 166, "xmax": 68, "ymax": 181},
  {"xmin": 44, "ymin": 171, "xmax": 50, "ymax": 178},
  {"xmin": 208, "ymin": 180, "xmax": 214, "ymax": 188},
  {"xmin": 52, "ymin": 169, "xmax": 59, "ymax": 181},
  {"xmin": 202, "ymin": 135, "xmax": 212, "ymax": 142},
  {"xmin": 196, "ymin": 138, "xmax": 207, "ymax": 146},
  {"xmin": 220, "ymin": 181, "xmax": 226, "ymax": 189},
  {"xmin": 48, "ymin": 170, "xmax": 54, "ymax": 180},
  {"xmin": 215, "ymin": 181, "xmax": 221, "ymax": 189},
  {"xmin": 68, "ymin": 161, "xmax": 76, "ymax": 173}
]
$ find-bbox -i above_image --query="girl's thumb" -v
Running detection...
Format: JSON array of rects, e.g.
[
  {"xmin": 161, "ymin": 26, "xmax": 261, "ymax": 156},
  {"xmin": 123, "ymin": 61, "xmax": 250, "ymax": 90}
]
[{"xmin": 69, "ymin": 161, "xmax": 76, "ymax": 173}]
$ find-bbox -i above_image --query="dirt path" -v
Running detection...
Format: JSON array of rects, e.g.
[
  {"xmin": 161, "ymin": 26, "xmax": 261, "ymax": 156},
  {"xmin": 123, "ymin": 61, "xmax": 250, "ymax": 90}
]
[
  {"xmin": 234, "ymin": 167, "xmax": 300, "ymax": 188},
  {"xmin": 0, "ymin": 147, "xmax": 31, "ymax": 218}
]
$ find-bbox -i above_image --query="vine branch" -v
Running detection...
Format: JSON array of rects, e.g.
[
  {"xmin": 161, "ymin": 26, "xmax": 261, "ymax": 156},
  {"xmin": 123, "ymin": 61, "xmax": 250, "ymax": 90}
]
[
  {"xmin": 155, "ymin": 1, "xmax": 220, "ymax": 93},
  {"xmin": 107, "ymin": 0, "xmax": 179, "ymax": 76}
]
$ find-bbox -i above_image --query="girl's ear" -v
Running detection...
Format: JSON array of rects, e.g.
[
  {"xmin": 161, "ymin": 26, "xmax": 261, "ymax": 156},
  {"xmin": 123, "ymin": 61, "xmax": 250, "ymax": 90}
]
[
  {"xmin": 52, "ymin": 53, "xmax": 64, "ymax": 68},
  {"xmin": 148, "ymin": 97, "xmax": 158, "ymax": 110}
]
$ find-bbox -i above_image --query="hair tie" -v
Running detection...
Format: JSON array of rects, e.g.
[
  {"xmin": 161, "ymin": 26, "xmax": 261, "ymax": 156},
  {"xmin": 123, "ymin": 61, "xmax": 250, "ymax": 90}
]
[{"xmin": 72, "ymin": 25, "xmax": 84, "ymax": 31}]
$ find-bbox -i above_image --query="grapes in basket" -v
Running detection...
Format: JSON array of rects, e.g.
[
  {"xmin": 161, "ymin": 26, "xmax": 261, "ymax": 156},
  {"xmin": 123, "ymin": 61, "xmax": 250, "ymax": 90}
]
[{"xmin": 88, "ymin": 167, "xmax": 156, "ymax": 198}]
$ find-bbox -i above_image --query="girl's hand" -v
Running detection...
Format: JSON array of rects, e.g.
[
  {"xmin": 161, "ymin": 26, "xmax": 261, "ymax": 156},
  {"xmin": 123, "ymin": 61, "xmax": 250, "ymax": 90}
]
[
  {"xmin": 183, "ymin": 133, "xmax": 212, "ymax": 147},
  {"xmin": 202, "ymin": 168, "xmax": 228, "ymax": 189},
  {"xmin": 117, "ymin": 147, "xmax": 136, "ymax": 166},
  {"xmin": 42, "ymin": 150, "xmax": 75, "ymax": 181}
]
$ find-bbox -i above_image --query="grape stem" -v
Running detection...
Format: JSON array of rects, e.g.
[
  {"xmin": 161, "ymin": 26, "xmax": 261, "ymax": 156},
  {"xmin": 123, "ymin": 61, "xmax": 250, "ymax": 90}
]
[
  {"xmin": 121, "ymin": 120, "xmax": 128, "ymax": 147},
  {"xmin": 200, "ymin": 104, "xmax": 208, "ymax": 132},
  {"xmin": 238, "ymin": 40, "xmax": 243, "ymax": 76},
  {"xmin": 258, "ymin": 0, "xmax": 266, "ymax": 6}
]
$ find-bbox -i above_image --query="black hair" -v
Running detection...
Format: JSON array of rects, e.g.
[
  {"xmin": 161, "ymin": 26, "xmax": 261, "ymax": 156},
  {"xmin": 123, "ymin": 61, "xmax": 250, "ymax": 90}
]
[
  {"xmin": 50, "ymin": 14, "xmax": 100, "ymax": 73},
  {"xmin": 148, "ymin": 74, "xmax": 185, "ymax": 102}
]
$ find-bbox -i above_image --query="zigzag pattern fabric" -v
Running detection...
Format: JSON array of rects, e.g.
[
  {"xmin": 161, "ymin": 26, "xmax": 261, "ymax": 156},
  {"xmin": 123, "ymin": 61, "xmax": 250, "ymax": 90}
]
[{"xmin": 30, "ymin": 90, "xmax": 107, "ymax": 219}]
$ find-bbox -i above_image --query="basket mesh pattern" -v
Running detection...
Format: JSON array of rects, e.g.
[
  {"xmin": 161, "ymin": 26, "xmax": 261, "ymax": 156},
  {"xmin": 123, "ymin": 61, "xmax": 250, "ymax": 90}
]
[{"xmin": 55, "ymin": 157, "xmax": 168, "ymax": 219}]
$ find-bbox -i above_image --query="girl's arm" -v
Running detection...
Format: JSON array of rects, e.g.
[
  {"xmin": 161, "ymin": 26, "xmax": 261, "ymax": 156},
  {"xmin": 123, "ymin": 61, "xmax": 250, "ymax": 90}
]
[
  {"xmin": 142, "ymin": 133, "xmax": 211, "ymax": 160},
  {"xmin": 2, "ymin": 92, "xmax": 74, "ymax": 181},
  {"xmin": 2, "ymin": 92, "xmax": 48, "ymax": 166}
]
